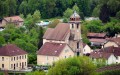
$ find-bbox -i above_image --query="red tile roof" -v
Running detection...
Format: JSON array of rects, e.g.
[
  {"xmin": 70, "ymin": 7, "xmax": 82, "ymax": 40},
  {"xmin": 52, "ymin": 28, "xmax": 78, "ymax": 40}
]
[
  {"xmin": 109, "ymin": 37, "xmax": 120, "ymax": 46},
  {"xmin": 87, "ymin": 33, "xmax": 106, "ymax": 38},
  {"xmin": 89, "ymin": 38, "xmax": 106, "ymax": 43},
  {"xmin": 96, "ymin": 64, "xmax": 120, "ymax": 72},
  {"xmin": 0, "ymin": 44, "xmax": 27, "ymax": 56},
  {"xmin": 90, "ymin": 46, "xmax": 120, "ymax": 59},
  {"xmin": 90, "ymin": 51, "xmax": 112, "ymax": 59},
  {"xmin": 37, "ymin": 42, "xmax": 67, "ymax": 56},
  {"xmin": 4, "ymin": 16, "xmax": 24, "ymax": 22},
  {"xmin": 43, "ymin": 23, "xmax": 70, "ymax": 41}
]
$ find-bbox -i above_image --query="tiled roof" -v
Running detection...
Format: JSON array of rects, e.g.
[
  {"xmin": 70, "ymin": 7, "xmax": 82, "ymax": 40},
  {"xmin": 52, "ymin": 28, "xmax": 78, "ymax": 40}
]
[
  {"xmin": 37, "ymin": 42, "xmax": 67, "ymax": 56},
  {"xmin": 89, "ymin": 38, "xmax": 106, "ymax": 43},
  {"xmin": 90, "ymin": 46, "xmax": 120, "ymax": 59},
  {"xmin": 109, "ymin": 37, "xmax": 120, "ymax": 46},
  {"xmin": 0, "ymin": 44, "xmax": 27, "ymax": 56},
  {"xmin": 90, "ymin": 51, "xmax": 112, "ymax": 59},
  {"xmin": 96, "ymin": 64, "xmax": 120, "ymax": 72},
  {"xmin": 100, "ymin": 46, "xmax": 120, "ymax": 56},
  {"xmin": 87, "ymin": 33, "xmax": 106, "ymax": 38},
  {"xmin": 4, "ymin": 16, "xmax": 24, "ymax": 22},
  {"xmin": 43, "ymin": 23, "xmax": 70, "ymax": 41}
]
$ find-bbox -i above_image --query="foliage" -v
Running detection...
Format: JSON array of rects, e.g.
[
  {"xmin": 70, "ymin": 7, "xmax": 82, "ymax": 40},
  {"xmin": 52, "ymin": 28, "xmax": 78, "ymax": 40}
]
[
  {"xmin": 63, "ymin": 8, "xmax": 73, "ymax": 18},
  {"xmin": 0, "ymin": 72, "xmax": 3, "ymax": 75},
  {"xmin": 48, "ymin": 19, "xmax": 60, "ymax": 28},
  {"xmin": 116, "ymin": 11, "xmax": 120, "ymax": 19},
  {"xmin": 47, "ymin": 56, "xmax": 97, "ymax": 75},
  {"xmin": 99, "ymin": 4, "xmax": 110, "ymax": 23},
  {"xmin": 0, "ymin": 36, "xmax": 5, "ymax": 46},
  {"xmin": 26, "ymin": 71, "xmax": 46, "ymax": 75}
]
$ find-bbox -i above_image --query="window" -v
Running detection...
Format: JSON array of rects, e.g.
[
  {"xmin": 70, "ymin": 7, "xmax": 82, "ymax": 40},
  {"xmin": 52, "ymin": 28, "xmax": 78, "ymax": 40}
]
[
  {"xmin": 65, "ymin": 56, "xmax": 66, "ymax": 58},
  {"xmin": 77, "ymin": 24, "xmax": 79, "ymax": 29},
  {"xmin": 77, "ymin": 42, "xmax": 79, "ymax": 49},
  {"xmin": 14, "ymin": 57, "xmax": 15, "ymax": 61},
  {"xmin": 25, "ymin": 62, "xmax": 26, "ymax": 66},
  {"xmin": 22, "ymin": 55, "xmax": 24, "ymax": 59},
  {"xmin": 2, "ymin": 64, "xmax": 4, "ymax": 68},
  {"xmin": 46, "ymin": 56, "xmax": 49, "ymax": 60},
  {"xmin": 20, "ymin": 63, "xmax": 21, "ymax": 66},
  {"xmin": 20, "ymin": 56, "xmax": 21, "ymax": 59},
  {"xmin": 11, "ymin": 64, "xmax": 13, "ymax": 68},
  {"xmin": 72, "ymin": 24, "xmax": 74, "ymax": 28},
  {"xmin": 16, "ymin": 63, "xmax": 18, "ymax": 67},
  {"xmin": 53, "ymin": 57, "xmax": 54, "ymax": 61},
  {"xmin": 2, "ymin": 57, "xmax": 4, "ymax": 61},
  {"xmin": 11, "ymin": 57, "xmax": 13, "ymax": 61},
  {"xmin": 65, "ymin": 49, "xmax": 69, "ymax": 53},
  {"xmin": 17, "ymin": 56, "xmax": 18, "ymax": 60},
  {"xmin": 25, "ymin": 55, "xmax": 26, "ymax": 59}
]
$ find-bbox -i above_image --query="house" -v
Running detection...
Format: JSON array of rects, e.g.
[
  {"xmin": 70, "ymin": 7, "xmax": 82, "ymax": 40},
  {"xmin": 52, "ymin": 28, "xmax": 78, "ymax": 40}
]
[
  {"xmin": 104, "ymin": 37, "xmax": 120, "ymax": 47},
  {"xmin": 83, "ymin": 43, "xmax": 92, "ymax": 55},
  {"xmin": 90, "ymin": 46, "xmax": 120, "ymax": 64},
  {"xmin": 90, "ymin": 51, "xmax": 116, "ymax": 65},
  {"xmin": 0, "ymin": 44, "xmax": 28, "ymax": 71},
  {"xmin": 37, "ymin": 42, "xmax": 74, "ymax": 65},
  {"xmin": 87, "ymin": 33, "xmax": 107, "ymax": 46},
  {"xmin": 1, "ymin": 16, "xmax": 24, "ymax": 28}
]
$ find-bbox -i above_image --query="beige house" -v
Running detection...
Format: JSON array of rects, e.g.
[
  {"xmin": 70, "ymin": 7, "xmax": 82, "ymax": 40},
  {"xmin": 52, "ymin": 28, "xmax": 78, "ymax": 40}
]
[
  {"xmin": 0, "ymin": 44, "xmax": 28, "ymax": 71},
  {"xmin": 90, "ymin": 46, "xmax": 120, "ymax": 64},
  {"xmin": 37, "ymin": 42, "xmax": 74, "ymax": 65},
  {"xmin": 104, "ymin": 37, "xmax": 120, "ymax": 47},
  {"xmin": 83, "ymin": 43, "xmax": 92, "ymax": 55},
  {"xmin": 0, "ymin": 16, "xmax": 24, "ymax": 28}
]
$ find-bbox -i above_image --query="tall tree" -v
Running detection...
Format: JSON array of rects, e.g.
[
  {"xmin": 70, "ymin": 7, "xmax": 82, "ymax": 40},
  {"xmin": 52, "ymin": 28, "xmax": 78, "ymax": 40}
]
[
  {"xmin": 6, "ymin": 0, "xmax": 17, "ymax": 16},
  {"xmin": 99, "ymin": 4, "xmax": 110, "ymax": 23}
]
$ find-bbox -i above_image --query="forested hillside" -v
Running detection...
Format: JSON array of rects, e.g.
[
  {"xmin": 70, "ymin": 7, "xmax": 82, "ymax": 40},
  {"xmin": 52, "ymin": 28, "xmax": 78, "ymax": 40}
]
[{"xmin": 0, "ymin": 0, "xmax": 119, "ymax": 19}]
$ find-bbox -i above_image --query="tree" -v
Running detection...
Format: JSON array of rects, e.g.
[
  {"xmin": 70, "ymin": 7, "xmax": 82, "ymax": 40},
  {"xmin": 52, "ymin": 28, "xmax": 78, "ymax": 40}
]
[
  {"xmin": 0, "ymin": 36, "xmax": 5, "ymax": 47},
  {"xmin": 26, "ymin": 71, "xmax": 46, "ymax": 75},
  {"xmin": 116, "ymin": 11, "xmax": 120, "ymax": 19},
  {"xmin": 48, "ymin": 19, "xmax": 60, "ymax": 28},
  {"xmin": 92, "ymin": 5, "xmax": 101, "ymax": 17},
  {"xmin": 63, "ymin": 8, "xmax": 73, "ymax": 18},
  {"xmin": 99, "ymin": 4, "xmax": 110, "ymax": 23},
  {"xmin": 19, "ymin": 1, "xmax": 28, "ymax": 16},
  {"xmin": 47, "ymin": 56, "xmax": 97, "ymax": 75},
  {"xmin": 5, "ymin": 0, "xmax": 17, "ymax": 16},
  {"xmin": 72, "ymin": 4, "xmax": 79, "ymax": 14},
  {"xmin": 32, "ymin": 10, "xmax": 41, "ymax": 23}
]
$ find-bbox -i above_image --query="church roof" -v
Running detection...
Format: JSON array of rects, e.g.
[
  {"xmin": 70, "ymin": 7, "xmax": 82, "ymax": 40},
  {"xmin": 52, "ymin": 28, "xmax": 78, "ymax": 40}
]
[
  {"xmin": 37, "ymin": 42, "xmax": 67, "ymax": 56},
  {"xmin": 43, "ymin": 23, "xmax": 70, "ymax": 41}
]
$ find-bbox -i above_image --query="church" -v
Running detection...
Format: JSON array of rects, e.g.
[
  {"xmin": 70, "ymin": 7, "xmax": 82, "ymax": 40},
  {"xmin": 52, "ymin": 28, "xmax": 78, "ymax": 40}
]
[{"xmin": 37, "ymin": 11, "xmax": 91, "ymax": 65}]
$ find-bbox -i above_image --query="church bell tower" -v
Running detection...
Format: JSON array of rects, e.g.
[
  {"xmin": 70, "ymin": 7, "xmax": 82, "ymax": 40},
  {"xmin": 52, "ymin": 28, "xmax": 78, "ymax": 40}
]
[{"xmin": 69, "ymin": 11, "xmax": 83, "ymax": 56}]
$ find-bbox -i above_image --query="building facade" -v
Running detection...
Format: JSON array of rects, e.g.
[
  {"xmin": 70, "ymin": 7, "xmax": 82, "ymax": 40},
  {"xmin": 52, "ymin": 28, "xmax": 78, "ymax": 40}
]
[
  {"xmin": 0, "ymin": 44, "xmax": 28, "ymax": 71},
  {"xmin": 1, "ymin": 16, "xmax": 24, "ymax": 28}
]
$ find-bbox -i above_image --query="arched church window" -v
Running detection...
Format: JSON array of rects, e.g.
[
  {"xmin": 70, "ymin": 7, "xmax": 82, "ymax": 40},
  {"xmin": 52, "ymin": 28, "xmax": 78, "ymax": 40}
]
[
  {"xmin": 72, "ymin": 24, "xmax": 74, "ymax": 28},
  {"xmin": 77, "ymin": 42, "xmax": 79, "ymax": 49},
  {"xmin": 77, "ymin": 24, "xmax": 79, "ymax": 29}
]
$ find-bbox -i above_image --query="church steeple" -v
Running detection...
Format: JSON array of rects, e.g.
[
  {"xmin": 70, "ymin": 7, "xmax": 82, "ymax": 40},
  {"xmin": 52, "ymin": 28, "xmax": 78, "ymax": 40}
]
[
  {"xmin": 69, "ymin": 11, "xmax": 83, "ymax": 56},
  {"xmin": 70, "ymin": 11, "xmax": 81, "ymax": 22}
]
